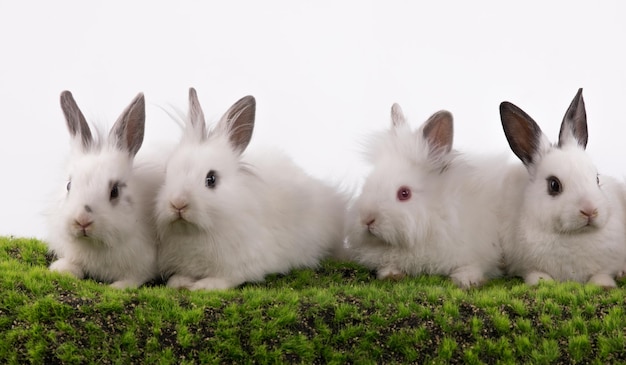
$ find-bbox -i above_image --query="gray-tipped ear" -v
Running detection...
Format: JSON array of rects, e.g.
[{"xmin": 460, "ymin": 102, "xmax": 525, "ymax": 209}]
[
  {"xmin": 216, "ymin": 95, "xmax": 256, "ymax": 153},
  {"xmin": 422, "ymin": 110, "xmax": 454, "ymax": 157},
  {"xmin": 558, "ymin": 88, "xmax": 587, "ymax": 149},
  {"xmin": 188, "ymin": 87, "xmax": 207, "ymax": 139},
  {"xmin": 500, "ymin": 101, "xmax": 544, "ymax": 166},
  {"xmin": 109, "ymin": 93, "xmax": 145, "ymax": 157},
  {"xmin": 391, "ymin": 103, "xmax": 406, "ymax": 127},
  {"xmin": 60, "ymin": 90, "xmax": 93, "ymax": 149}
]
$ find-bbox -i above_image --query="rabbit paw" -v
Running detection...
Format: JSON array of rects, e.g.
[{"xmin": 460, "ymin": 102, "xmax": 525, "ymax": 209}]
[
  {"xmin": 167, "ymin": 274, "xmax": 196, "ymax": 289},
  {"xmin": 588, "ymin": 273, "xmax": 617, "ymax": 289},
  {"xmin": 525, "ymin": 271, "xmax": 554, "ymax": 286},
  {"xmin": 49, "ymin": 258, "xmax": 84, "ymax": 279},
  {"xmin": 190, "ymin": 277, "xmax": 238, "ymax": 291},
  {"xmin": 450, "ymin": 266, "xmax": 485, "ymax": 289},
  {"xmin": 377, "ymin": 266, "xmax": 405, "ymax": 280}
]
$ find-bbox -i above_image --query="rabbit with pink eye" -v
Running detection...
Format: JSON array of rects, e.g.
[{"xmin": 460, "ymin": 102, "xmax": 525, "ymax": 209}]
[
  {"xmin": 45, "ymin": 91, "xmax": 162, "ymax": 289},
  {"xmin": 346, "ymin": 104, "xmax": 507, "ymax": 289},
  {"xmin": 155, "ymin": 88, "xmax": 348, "ymax": 291},
  {"xmin": 499, "ymin": 88, "xmax": 626, "ymax": 288}
]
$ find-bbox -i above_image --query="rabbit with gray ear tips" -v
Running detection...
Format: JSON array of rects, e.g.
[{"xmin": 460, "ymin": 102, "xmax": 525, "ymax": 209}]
[
  {"xmin": 155, "ymin": 88, "xmax": 348, "ymax": 291},
  {"xmin": 46, "ymin": 91, "xmax": 162, "ymax": 289},
  {"xmin": 346, "ymin": 103, "xmax": 507, "ymax": 289},
  {"xmin": 499, "ymin": 88, "xmax": 626, "ymax": 287}
]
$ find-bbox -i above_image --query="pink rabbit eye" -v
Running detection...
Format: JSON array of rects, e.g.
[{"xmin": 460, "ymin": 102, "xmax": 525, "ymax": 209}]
[{"xmin": 397, "ymin": 186, "xmax": 412, "ymax": 201}]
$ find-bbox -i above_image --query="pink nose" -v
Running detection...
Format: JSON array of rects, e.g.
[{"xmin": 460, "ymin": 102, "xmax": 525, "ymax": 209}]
[
  {"xmin": 75, "ymin": 219, "xmax": 93, "ymax": 229},
  {"xmin": 580, "ymin": 208, "xmax": 598, "ymax": 219}
]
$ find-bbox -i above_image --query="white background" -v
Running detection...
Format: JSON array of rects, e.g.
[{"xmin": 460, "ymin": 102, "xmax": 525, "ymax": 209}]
[{"xmin": 1, "ymin": 1, "xmax": 625, "ymax": 239}]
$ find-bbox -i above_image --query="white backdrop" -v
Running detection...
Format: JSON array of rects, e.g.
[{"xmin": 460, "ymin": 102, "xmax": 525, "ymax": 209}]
[{"xmin": 1, "ymin": 1, "xmax": 625, "ymax": 238}]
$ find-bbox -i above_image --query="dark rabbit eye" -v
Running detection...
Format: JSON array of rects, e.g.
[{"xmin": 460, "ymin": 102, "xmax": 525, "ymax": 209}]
[
  {"xmin": 597, "ymin": 174, "xmax": 600, "ymax": 185},
  {"xmin": 66, "ymin": 181, "xmax": 71, "ymax": 192},
  {"xmin": 397, "ymin": 186, "xmax": 412, "ymax": 201},
  {"xmin": 546, "ymin": 176, "xmax": 562, "ymax": 196},
  {"xmin": 205, "ymin": 170, "xmax": 218, "ymax": 189},
  {"xmin": 110, "ymin": 183, "xmax": 120, "ymax": 200}
]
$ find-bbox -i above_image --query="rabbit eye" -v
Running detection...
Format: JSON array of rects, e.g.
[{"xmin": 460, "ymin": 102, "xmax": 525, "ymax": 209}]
[
  {"xmin": 205, "ymin": 170, "xmax": 218, "ymax": 189},
  {"xmin": 66, "ymin": 181, "xmax": 71, "ymax": 192},
  {"xmin": 110, "ymin": 183, "xmax": 120, "ymax": 200},
  {"xmin": 397, "ymin": 186, "xmax": 412, "ymax": 201},
  {"xmin": 597, "ymin": 174, "xmax": 600, "ymax": 185},
  {"xmin": 546, "ymin": 176, "xmax": 562, "ymax": 196}
]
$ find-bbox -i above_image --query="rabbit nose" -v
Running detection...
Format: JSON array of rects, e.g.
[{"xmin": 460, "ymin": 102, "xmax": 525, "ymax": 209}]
[
  {"xmin": 170, "ymin": 199, "xmax": 188, "ymax": 213},
  {"xmin": 75, "ymin": 219, "xmax": 93, "ymax": 228},
  {"xmin": 363, "ymin": 216, "xmax": 376, "ymax": 229},
  {"xmin": 580, "ymin": 208, "xmax": 598, "ymax": 219}
]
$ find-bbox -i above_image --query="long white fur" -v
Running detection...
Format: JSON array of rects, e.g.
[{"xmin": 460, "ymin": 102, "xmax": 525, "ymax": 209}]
[
  {"xmin": 46, "ymin": 92, "xmax": 162, "ymax": 289},
  {"xmin": 499, "ymin": 125, "xmax": 626, "ymax": 287},
  {"xmin": 346, "ymin": 106, "xmax": 507, "ymax": 288},
  {"xmin": 155, "ymin": 90, "xmax": 348, "ymax": 290}
]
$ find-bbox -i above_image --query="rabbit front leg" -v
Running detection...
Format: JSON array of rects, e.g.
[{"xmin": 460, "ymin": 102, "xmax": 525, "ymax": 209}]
[
  {"xmin": 450, "ymin": 265, "xmax": 486, "ymax": 289},
  {"xmin": 377, "ymin": 265, "xmax": 405, "ymax": 280},
  {"xmin": 190, "ymin": 277, "xmax": 243, "ymax": 291},
  {"xmin": 524, "ymin": 271, "xmax": 554, "ymax": 286},
  {"xmin": 50, "ymin": 258, "xmax": 85, "ymax": 279},
  {"xmin": 110, "ymin": 276, "xmax": 149, "ymax": 289},
  {"xmin": 166, "ymin": 274, "xmax": 196, "ymax": 289},
  {"xmin": 588, "ymin": 273, "xmax": 617, "ymax": 288}
]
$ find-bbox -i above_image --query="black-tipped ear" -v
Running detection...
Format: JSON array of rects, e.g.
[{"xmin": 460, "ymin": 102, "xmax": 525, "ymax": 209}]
[
  {"xmin": 217, "ymin": 95, "xmax": 256, "ymax": 154},
  {"xmin": 188, "ymin": 87, "xmax": 207, "ymax": 139},
  {"xmin": 558, "ymin": 88, "xmax": 587, "ymax": 149},
  {"xmin": 60, "ymin": 90, "xmax": 93, "ymax": 149},
  {"xmin": 109, "ymin": 93, "xmax": 145, "ymax": 157},
  {"xmin": 422, "ymin": 110, "xmax": 453, "ymax": 157},
  {"xmin": 500, "ymin": 101, "xmax": 544, "ymax": 166},
  {"xmin": 391, "ymin": 103, "xmax": 406, "ymax": 127}
]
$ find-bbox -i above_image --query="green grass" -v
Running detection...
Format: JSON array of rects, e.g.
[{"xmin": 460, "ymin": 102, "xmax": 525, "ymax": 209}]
[{"xmin": 2, "ymin": 237, "xmax": 626, "ymax": 364}]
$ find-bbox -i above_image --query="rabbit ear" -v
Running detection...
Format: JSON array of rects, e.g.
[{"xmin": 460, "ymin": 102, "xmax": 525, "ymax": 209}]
[
  {"xmin": 109, "ymin": 93, "xmax": 145, "ymax": 157},
  {"xmin": 500, "ymin": 101, "xmax": 547, "ymax": 166},
  {"xmin": 60, "ymin": 90, "xmax": 93, "ymax": 149},
  {"xmin": 215, "ymin": 95, "xmax": 256, "ymax": 154},
  {"xmin": 422, "ymin": 110, "xmax": 453, "ymax": 158},
  {"xmin": 558, "ymin": 88, "xmax": 587, "ymax": 149},
  {"xmin": 187, "ymin": 87, "xmax": 207, "ymax": 140},
  {"xmin": 391, "ymin": 103, "xmax": 406, "ymax": 127}
]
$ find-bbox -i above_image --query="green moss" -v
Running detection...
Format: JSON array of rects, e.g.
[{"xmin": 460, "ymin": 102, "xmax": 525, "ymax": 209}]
[{"xmin": 2, "ymin": 236, "xmax": 626, "ymax": 363}]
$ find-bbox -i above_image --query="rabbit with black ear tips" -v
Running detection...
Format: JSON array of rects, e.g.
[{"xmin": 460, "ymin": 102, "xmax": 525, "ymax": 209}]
[
  {"xmin": 499, "ymin": 88, "xmax": 626, "ymax": 288},
  {"xmin": 155, "ymin": 88, "xmax": 348, "ymax": 290},
  {"xmin": 46, "ymin": 91, "xmax": 162, "ymax": 289},
  {"xmin": 346, "ymin": 103, "xmax": 507, "ymax": 289}
]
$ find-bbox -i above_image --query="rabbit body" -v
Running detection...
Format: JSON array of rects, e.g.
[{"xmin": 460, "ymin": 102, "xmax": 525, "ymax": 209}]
[
  {"xmin": 499, "ymin": 89, "xmax": 626, "ymax": 287},
  {"xmin": 347, "ymin": 105, "xmax": 506, "ymax": 288},
  {"xmin": 46, "ymin": 91, "xmax": 161, "ymax": 289},
  {"xmin": 155, "ymin": 89, "xmax": 347, "ymax": 290}
]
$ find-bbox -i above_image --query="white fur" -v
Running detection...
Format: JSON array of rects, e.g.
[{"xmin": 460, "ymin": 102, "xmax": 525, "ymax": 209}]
[
  {"xmin": 346, "ymin": 107, "xmax": 506, "ymax": 288},
  {"xmin": 500, "ymin": 149, "xmax": 626, "ymax": 287},
  {"xmin": 155, "ymin": 91, "xmax": 348, "ymax": 290},
  {"xmin": 45, "ymin": 92, "xmax": 162, "ymax": 289},
  {"xmin": 499, "ymin": 91, "xmax": 626, "ymax": 287}
]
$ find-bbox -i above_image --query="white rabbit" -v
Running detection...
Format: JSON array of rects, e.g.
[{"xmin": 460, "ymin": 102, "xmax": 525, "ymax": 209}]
[
  {"xmin": 499, "ymin": 88, "xmax": 626, "ymax": 287},
  {"xmin": 155, "ymin": 88, "xmax": 348, "ymax": 290},
  {"xmin": 346, "ymin": 104, "xmax": 506, "ymax": 288},
  {"xmin": 46, "ymin": 91, "xmax": 162, "ymax": 289}
]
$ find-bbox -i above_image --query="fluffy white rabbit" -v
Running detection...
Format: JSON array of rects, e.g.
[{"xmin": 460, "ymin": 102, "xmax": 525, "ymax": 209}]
[
  {"xmin": 155, "ymin": 88, "xmax": 348, "ymax": 290},
  {"xmin": 346, "ymin": 104, "xmax": 506, "ymax": 288},
  {"xmin": 499, "ymin": 88, "xmax": 626, "ymax": 287},
  {"xmin": 46, "ymin": 91, "xmax": 162, "ymax": 289}
]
